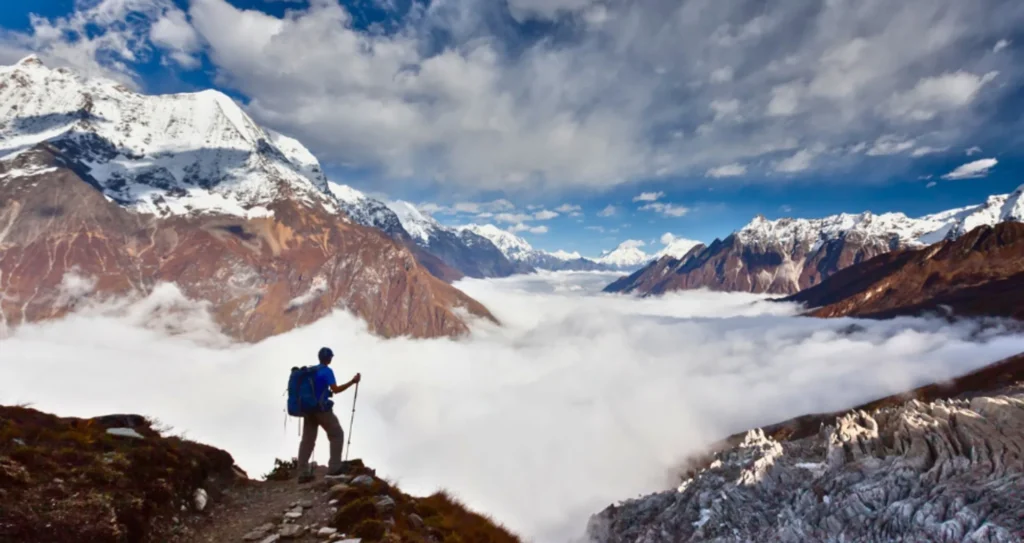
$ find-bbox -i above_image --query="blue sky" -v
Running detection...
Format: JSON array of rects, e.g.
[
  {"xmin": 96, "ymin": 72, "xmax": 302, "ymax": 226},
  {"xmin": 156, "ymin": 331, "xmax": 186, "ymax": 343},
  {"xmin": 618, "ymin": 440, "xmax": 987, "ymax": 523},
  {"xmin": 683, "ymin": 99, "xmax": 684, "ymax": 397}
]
[{"xmin": 2, "ymin": 0, "xmax": 1024, "ymax": 257}]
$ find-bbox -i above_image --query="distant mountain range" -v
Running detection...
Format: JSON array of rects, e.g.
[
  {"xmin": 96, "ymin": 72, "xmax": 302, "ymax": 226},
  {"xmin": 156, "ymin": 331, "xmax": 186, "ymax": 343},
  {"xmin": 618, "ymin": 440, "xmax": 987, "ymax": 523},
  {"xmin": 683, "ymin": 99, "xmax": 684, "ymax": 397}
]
[
  {"xmin": 784, "ymin": 221, "xmax": 1024, "ymax": 321},
  {"xmin": 0, "ymin": 56, "xmax": 493, "ymax": 340},
  {"xmin": 606, "ymin": 186, "xmax": 1024, "ymax": 296}
]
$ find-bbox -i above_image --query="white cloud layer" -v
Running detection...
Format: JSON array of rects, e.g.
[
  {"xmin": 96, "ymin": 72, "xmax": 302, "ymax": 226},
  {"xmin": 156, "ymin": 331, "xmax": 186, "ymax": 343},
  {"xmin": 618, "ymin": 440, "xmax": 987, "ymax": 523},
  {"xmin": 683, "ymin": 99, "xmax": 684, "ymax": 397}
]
[
  {"xmin": 639, "ymin": 202, "xmax": 690, "ymax": 217},
  {"xmin": 632, "ymin": 192, "xmax": 664, "ymax": 202},
  {"xmin": 941, "ymin": 158, "xmax": 999, "ymax": 180},
  {"xmin": 4, "ymin": 0, "xmax": 1020, "ymax": 193},
  {"xmin": 706, "ymin": 163, "xmax": 747, "ymax": 178},
  {"xmin": 2, "ymin": 274, "xmax": 1024, "ymax": 542}
]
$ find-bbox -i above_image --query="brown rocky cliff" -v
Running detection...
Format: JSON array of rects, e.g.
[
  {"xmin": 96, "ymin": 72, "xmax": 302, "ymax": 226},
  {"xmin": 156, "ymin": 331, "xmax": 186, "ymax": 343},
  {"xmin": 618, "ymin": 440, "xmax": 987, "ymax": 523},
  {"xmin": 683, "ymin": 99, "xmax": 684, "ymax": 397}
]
[
  {"xmin": 604, "ymin": 233, "xmax": 894, "ymax": 296},
  {"xmin": 0, "ymin": 147, "xmax": 495, "ymax": 341},
  {"xmin": 783, "ymin": 222, "xmax": 1024, "ymax": 320}
]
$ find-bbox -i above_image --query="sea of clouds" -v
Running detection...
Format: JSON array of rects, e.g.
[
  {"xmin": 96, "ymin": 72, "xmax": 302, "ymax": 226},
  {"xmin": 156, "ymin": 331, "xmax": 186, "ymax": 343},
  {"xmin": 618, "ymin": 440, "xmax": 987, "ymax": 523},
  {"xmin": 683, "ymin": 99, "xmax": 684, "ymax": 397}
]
[{"xmin": 3, "ymin": 271, "xmax": 1024, "ymax": 542}]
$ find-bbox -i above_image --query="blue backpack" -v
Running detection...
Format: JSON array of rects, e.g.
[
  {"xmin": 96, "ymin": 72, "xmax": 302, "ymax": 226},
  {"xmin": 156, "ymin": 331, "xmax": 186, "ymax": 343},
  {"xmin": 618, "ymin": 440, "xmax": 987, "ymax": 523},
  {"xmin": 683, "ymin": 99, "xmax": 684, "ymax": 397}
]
[{"xmin": 287, "ymin": 366, "xmax": 327, "ymax": 416}]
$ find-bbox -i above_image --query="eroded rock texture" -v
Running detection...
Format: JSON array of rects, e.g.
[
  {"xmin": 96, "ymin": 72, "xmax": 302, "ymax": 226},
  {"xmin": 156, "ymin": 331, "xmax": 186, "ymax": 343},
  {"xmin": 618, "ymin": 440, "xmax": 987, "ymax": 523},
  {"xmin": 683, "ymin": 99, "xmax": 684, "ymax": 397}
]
[{"xmin": 589, "ymin": 394, "xmax": 1024, "ymax": 542}]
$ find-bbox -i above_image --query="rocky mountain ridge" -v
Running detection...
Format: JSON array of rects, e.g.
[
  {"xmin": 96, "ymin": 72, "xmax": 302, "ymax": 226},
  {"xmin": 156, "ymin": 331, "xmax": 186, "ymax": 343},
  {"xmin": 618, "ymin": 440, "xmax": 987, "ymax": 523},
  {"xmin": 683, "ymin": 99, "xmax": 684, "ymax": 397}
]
[
  {"xmin": 606, "ymin": 186, "xmax": 1024, "ymax": 296},
  {"xmin": 588, "ymin": 351, "xmax": 1024, "ymax": 542},
  {"xmin": 0, "ymin": 57, "xmax": 493, "ymax": 340},
  {"xmin": 458, "ymin": 224, "xmax": 613, "ymax": 271},
  {"xmin": 783, "ymin": 221, "xmax": 1024, "ymax": 321}
]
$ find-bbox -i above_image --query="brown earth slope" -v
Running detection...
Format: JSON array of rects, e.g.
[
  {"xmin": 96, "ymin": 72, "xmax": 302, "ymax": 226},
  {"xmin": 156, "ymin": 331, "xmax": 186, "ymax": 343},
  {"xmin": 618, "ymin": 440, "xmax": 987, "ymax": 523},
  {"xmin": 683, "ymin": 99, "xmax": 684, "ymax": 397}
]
[
  {"xmin": 0, "ymin": 405, "xmax": 520, "ymax": 543},
  {"xmin": 0, "ymin": 147, "xmax": 495, "ymax": 341},
  {"xmin": 783, "ymin": 222, "xmax": 1024, "ymax": 321}
]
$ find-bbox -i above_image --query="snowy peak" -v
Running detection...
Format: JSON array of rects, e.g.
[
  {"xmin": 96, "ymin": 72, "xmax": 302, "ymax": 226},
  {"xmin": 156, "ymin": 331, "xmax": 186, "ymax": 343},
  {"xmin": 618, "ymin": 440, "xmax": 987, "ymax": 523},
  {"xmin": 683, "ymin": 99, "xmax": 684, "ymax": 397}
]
[
  {"xmin": 458, "ymin": 224, "xmax": 536, "ymax": 260},
  {"xmin": 388, "ymin": 200, "xmax": 443, "ymax": 244},
  {"xmin": 0, "ymin": 56, "xmax": 333, "ymax": 218},
  {"xmin": 549, "ymin": 250, "xmax": 582, "ymax": 261},
  {"xmin": 595, "ymin": 240, "xmax": 651, "ymax": 269},
  {"xmin": 946, "ymin": 184, "xmax": 1024, "ymax": 239},
  {"xmin": 656, "ymin": 236, "xmax": 703, "ymax": 260}
]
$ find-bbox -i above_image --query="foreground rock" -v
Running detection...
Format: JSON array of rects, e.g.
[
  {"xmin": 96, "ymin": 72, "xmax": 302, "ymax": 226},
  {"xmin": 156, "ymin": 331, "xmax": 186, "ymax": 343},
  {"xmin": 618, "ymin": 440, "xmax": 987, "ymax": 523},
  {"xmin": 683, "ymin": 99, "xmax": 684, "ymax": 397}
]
[
  {"xmin": 0, "ymin": 404, "xmax": 521, "ymax": 543},
  {"xmin": 588, "ymin": 352, "xmax": 1024, "ymax": 542},
  {"xmin": 0, "ymin": 406, "xmax": 241, "ymax": 542},
  {"xmin": 0, "ymin": 57, "xmax": 495, "ymax": 341},
  {"xmin": 784, "ymin": 222, "xmax": 1024, "ymax": 321}
]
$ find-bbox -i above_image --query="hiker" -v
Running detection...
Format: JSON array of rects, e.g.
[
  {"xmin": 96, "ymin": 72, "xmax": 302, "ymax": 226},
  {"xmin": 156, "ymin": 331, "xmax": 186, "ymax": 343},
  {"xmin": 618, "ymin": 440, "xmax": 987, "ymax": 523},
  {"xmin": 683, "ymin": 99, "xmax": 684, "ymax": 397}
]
[{"xmin": 297, "ymin": 347, "xmax": 360, "ymax": 483}]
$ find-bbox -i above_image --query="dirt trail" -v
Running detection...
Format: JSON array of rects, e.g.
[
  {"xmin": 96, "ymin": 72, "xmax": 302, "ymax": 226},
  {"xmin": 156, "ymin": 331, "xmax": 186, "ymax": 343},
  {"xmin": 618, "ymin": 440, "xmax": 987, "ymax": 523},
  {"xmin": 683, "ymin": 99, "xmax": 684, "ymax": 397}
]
[{"xmin": 176, "ymin": 465, "xmax": 359, "ymax": 543}]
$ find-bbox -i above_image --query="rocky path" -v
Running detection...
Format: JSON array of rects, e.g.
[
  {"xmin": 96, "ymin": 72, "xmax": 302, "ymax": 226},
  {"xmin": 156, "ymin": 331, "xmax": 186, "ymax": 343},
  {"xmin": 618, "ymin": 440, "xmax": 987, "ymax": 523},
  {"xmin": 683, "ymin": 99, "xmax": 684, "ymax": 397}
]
[{"xmin": 176, "ymin": 463, "xmax": 375, "ymax": 543}]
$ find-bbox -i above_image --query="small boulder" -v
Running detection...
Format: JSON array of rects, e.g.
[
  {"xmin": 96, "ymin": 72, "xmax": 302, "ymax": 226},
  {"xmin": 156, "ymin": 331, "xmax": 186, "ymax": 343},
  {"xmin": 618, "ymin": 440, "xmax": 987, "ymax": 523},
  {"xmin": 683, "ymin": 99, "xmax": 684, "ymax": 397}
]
[
  {"xmin": 258, "ymin": 535, "xmax": 281, "ymax": 543},
  {"xmin": 298, "ymin": 499, "xmax": 314, "ymax": 509},
  {"xmin": 193, "ymin": 488, "xmax": 208, "ymax": 512},
  {"xmin": 317, "ymin": 527, "xmax": 338, "ymax": 536},
  {"xmin": 106, "ymin": 427, "xmax": 145, "ymax": 439},
  {"xmin": 284, "ymin": 507, "xmax": 304, "ymax": 519},
  {"xmin": 350, "ymin": 475, "xmax": 374, "ymax": 488},
  {"xmin": 243, "ymin": 523, "xmax": 276, "ymax": 541},
  {"xmin": 279, "ymin": 524, "xmax": 306, "ymax": 539},
  {"xmin": 372, "ymin": 496, "xmax": 396, "ymax": 515},
  {"xmin": 407, "ymin": 513, "xmax": 425, "ymax": 530}
]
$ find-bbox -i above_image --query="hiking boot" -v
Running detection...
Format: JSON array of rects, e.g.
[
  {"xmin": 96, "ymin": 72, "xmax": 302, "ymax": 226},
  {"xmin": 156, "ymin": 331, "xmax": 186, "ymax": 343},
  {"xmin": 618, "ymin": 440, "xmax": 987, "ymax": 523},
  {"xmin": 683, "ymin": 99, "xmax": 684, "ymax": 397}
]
[
  {"xmin": 297, "ymin": 472, "xmax": 315, "ymax": 484},
  {"xmin": 324, "ymin": 467, "xmax": 347, "ymax": 479}
]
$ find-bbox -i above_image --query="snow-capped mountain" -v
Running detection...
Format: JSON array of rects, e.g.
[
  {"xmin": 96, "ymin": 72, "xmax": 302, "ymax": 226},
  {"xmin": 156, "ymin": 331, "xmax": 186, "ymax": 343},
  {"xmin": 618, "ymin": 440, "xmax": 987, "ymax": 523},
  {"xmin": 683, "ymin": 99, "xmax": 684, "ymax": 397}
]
[
  {"xmin": 654, "ymin": 236, "xmax": 703, "ymax": 260},
  {"xmin": 0, "ymin": 56, "xmax": 493, "ymax": 340},
  {"xmin": 606, "ymin": 188, "xmax": 1024, "ymax": 296},
  {"xmin": 328, "ymin": 182, "xmax": 407, "ymax": 237},
  {"xmin": 0, "ymin": 55, "xmax": 334, "ymax": 219},
  {"xmin": 458, "ymin": 224, "xmax": 610, "ymax": 271},
  {"xmin": 386, "ymin": 201, "xmax": 527, "ymax": 278},
  {"xmin": 593, "ymin": 240, "xmax": 652, "ymax": 270}
]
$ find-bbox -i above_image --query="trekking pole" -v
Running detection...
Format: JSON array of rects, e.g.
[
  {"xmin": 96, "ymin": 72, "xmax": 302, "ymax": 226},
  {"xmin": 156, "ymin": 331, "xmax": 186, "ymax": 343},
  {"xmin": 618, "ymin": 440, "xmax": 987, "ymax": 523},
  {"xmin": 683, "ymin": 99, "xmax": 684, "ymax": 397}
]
[{"xmin": 344, "ymin": 380, "xmax": 359, "ymax": 462}]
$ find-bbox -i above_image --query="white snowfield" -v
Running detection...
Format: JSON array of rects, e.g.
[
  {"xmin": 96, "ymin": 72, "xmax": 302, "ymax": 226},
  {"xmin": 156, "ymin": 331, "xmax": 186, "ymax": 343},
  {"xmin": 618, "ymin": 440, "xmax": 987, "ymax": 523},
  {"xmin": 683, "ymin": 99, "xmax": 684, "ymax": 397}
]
[
  {"xmin": 0, "ymin": 55, "xmax": 334, "ymax": 219},
  {"xmin": 458, "ymin": 223, "xmax": 537, "ymax": 261},
  {"xmin": 594, "ymin": 240, "xmax": 651, "ymax": 269},
  {"xmin": 736, "ymin": 187, "xmax": 1024, "ymax": 251}
]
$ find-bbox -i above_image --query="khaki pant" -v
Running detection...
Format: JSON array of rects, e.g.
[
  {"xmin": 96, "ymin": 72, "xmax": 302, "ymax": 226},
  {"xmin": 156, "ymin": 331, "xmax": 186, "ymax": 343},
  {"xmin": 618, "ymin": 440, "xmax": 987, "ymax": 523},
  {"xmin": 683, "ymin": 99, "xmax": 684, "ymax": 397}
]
[{"xmin": 297, "ymin": 410, "xmax": 344, "ymax": 474}]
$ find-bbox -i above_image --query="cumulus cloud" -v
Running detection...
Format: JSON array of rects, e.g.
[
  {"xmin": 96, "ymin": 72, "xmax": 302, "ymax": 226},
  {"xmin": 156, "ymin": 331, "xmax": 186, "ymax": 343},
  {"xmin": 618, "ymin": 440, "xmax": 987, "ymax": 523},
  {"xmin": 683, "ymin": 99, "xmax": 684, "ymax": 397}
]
[
  {"xmin": 8, "ymin": 0, "xmax": 1024, "ymax": 192},
  {"xmin": 927, "ymin": 181, "xmax": 938, "ymax": 188},
  {"xmin": 706, "ymin": 163, "xmax": 747, "ymax": 178},
  {"xmin": 911, "ymin": 146, "xmax": 948, "ymax": 157},
  {"xmin": 775, "ymin": 149, "xmax": 817, "ymax": 173},
  {"xmin": 994, "ymin": 39, "xmax": 1011, "ymax": 53},
  {"xmin": 887, "ymin": 71, "xmax": 999, "ymax": 122},
  {"xmin": 597, "ymin": 205, "xmax": 617, "ymax": 217},
  {"xmin": 3, "ymin": 273, "xmax": 1024, "ymax": 543},
  {"xmin": 639, "ymin": 202, "xmax": 690, "ymax": 217},
  {"xmin": 865, "ymin": 135, "xmax": 916, "ymax": 156},
  {"xmin": 941, "ymin": 158, "xmax": 998, "ymax": 180},
  {"xmin": 149, "ymin": 7, "xmax": 202, "ymax": 68},
  {"xmin": 494, "ymin": 212, "xmax": 534, "ymax": 224},
  {"xmin": 0, "ymin": 0, "xmax": 186, "ymax": 86},
  {"xmin": 966, "ymin": 146, "xmax": 983, "ymax": 156},
  {"xmin": 555, "ymin": 204, "xmax": 581, "ymax": 213},
  {"xmin": 632, "ymin": 192, "xmax": 664, "ymax": 203},
  {"xmin": 509, "ymin": 223, "xmax": 549, "ymax": 234},
  {"xmin": 710, "ymin": 67, "xmax": 733, "ymax": 83},
  {"xmin": 534, "ymin": 210, "xmax": 559, "ymax": 221}
]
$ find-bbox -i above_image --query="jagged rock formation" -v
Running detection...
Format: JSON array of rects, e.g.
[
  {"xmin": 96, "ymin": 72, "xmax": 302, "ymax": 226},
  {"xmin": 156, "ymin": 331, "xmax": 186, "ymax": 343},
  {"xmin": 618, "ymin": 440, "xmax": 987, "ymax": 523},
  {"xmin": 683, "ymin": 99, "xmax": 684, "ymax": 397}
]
[
  {"xmin": 0, "ymin": 56, "xmax": 494, "ymax": 340},
  {"xmin": 605, "ymin": 188, "xmax": 1024, "ymax": 296},
  {"xmin": 784, "ymin": 222, "xmax": 1024, "ymax": 321},
  {"xmin": 588, "ymin": 353, "xmax": 1024, "ymax": 543}
]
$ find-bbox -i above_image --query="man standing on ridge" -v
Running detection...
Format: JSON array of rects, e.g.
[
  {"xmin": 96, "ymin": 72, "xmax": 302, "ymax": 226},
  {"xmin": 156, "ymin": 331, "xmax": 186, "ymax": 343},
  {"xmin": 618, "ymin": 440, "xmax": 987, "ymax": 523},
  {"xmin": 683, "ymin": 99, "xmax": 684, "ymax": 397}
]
[{"xmin": 297, "ymin": 346, "xmax": 360, "ymax": 483}]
